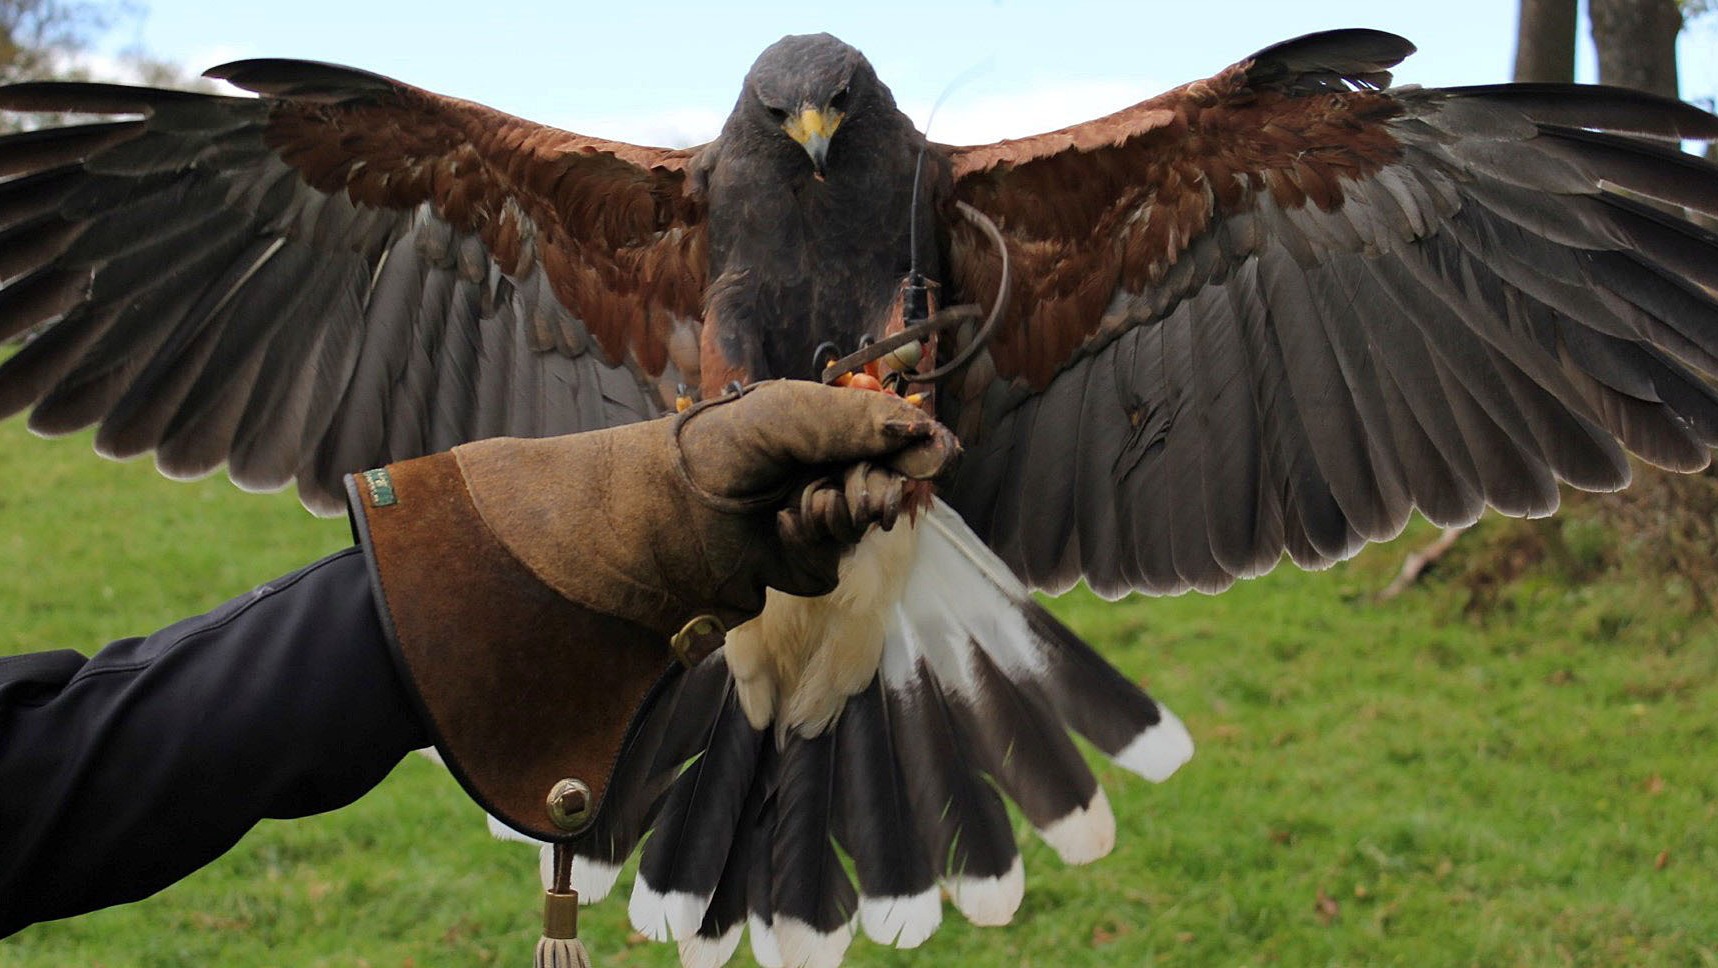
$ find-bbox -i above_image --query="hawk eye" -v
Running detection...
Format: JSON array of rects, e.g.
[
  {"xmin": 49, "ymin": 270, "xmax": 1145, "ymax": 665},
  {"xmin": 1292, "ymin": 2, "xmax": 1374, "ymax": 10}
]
[
  {"xmin": 766, "ymin": 105, "xmax": 789, "ymax": 122},
  {"xmin": 830, "ymin": 88, "xmax": 849, "ymax": 112}
]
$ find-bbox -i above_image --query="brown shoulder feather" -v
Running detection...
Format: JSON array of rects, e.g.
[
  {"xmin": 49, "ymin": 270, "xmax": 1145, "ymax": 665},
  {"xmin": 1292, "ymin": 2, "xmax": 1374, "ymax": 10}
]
[
  {"xmin": 945, "ymin": 61, "xmax": 1402, "ymax": 387},
  {"xmin": 259, "ymin": 77, "xmax": 705, "ymax": 371}
]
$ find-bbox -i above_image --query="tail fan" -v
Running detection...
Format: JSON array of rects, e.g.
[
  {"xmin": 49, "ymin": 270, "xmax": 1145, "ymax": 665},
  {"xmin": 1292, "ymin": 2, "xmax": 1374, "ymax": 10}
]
[{"xmin": 530, "ymin": 499, "xmax": 1194, "ymax": 967}]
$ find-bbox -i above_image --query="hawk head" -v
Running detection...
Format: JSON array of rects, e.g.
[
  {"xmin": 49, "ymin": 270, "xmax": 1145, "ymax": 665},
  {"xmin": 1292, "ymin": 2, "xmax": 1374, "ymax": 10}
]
[{"xmin": 744, "ymin": 33, "xmax": 888, "ymax": 178}]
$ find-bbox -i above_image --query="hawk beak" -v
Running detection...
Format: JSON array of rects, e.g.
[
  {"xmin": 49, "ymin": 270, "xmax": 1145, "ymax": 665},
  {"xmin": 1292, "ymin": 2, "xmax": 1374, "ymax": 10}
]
[{"xmin": 783, "ymin": 105, "xmax": 841, "ymax": 178}]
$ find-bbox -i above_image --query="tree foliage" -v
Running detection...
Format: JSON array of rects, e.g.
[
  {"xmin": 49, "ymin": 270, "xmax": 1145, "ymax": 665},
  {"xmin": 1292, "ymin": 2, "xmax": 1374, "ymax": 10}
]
[
  {"xmin": 0, "ymin": 0, "xmax": 114, "ymax": 84},
  {"xmin": 0, "ymin": 0, "xmax": 204, "ymax": 103}
]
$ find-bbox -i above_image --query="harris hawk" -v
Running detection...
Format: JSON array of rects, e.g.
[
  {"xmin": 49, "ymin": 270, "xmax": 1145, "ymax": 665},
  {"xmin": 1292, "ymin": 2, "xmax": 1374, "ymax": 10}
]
[{"xmin": 5, "ymin": 26, "xmax": 1718, "ymax": 967}]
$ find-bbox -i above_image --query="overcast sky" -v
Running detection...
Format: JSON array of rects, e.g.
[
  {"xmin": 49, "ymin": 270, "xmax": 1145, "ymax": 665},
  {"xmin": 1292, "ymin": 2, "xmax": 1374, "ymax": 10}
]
[{"xmin": 101, "ymin": 1, "xmax": 1716, "ymax": 147}]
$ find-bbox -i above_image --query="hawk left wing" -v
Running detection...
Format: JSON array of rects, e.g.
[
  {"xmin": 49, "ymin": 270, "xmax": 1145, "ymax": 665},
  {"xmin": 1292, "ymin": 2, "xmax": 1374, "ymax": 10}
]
[{"xmin": 936, "ymin": 29, "xmax": 1718, "ymax": 597}]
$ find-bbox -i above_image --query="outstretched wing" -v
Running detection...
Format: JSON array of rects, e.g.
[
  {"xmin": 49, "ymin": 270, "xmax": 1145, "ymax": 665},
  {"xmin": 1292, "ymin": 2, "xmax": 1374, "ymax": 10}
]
[
  {"xmin": 938, "ymin": 28, "xmax": 1718, "ymax": 597},
  {"xmin": 0, "ymin": 61, "xmax": 707, "ymax": 513}
]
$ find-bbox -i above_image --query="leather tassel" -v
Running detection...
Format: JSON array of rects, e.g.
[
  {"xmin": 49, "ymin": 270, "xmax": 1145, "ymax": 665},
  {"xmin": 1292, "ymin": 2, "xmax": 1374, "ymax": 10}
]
[
  {"xmin": 533, "ymin": 935, "xmax": 590, "ymax": 968},
  {"xmin": 535, "ymin": 843, "xmax": 592, "ymax": 968}
]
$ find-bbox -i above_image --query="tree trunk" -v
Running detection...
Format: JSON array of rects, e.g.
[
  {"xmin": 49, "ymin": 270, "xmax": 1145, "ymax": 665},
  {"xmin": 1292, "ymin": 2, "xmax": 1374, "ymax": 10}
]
[
  {"xmin": 1514, "ymin": 0, "xmax": 1578, "ymax": 82},
  {"xmin": 1589, "ymin": 0, "xmax": 1683, "ymax": 97}
]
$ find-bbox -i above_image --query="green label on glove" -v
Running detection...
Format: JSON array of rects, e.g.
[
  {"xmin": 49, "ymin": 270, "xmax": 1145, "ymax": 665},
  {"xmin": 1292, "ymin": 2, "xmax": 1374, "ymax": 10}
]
[{"xmin": 362, "ymin": 468, "xmax": 398, "ymax": 507}]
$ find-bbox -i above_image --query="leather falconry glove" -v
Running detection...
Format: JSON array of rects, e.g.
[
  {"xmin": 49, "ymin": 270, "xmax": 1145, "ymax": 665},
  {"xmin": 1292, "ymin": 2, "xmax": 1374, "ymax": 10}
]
[{"xmin": 346, "ymin": 381, "xmax": 959, "ymax": 842}]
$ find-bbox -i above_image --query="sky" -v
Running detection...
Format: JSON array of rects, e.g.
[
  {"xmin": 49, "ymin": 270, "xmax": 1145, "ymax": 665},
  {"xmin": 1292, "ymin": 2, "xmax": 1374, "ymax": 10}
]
[{"xmin": 92, "ymin": 0, "xmax": 1715, "ymax": 149}]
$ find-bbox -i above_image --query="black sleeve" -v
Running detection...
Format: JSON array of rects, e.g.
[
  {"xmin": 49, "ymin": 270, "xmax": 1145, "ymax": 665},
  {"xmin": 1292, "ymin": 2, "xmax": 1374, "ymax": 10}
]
[{"xmin": 0, "ymin": 547, "xmax": 431, "ymax": 937}]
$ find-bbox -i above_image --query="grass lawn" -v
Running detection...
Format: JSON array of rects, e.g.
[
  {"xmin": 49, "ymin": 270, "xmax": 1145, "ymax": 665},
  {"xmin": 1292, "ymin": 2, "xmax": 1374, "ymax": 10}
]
[{"xmin": 2, "ymin": 414, "xmax": 1715, "ymax": 967}]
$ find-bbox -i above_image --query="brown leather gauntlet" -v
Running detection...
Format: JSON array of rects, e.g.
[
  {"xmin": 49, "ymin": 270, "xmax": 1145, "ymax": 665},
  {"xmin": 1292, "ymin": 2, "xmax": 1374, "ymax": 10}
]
[
  {"xmin": 347, "ymin": 453, "xmax": 673, "ymax": 842},
  {"xmin": 345, "ymin": 382, "xmax": 959, "ymax": 841}
]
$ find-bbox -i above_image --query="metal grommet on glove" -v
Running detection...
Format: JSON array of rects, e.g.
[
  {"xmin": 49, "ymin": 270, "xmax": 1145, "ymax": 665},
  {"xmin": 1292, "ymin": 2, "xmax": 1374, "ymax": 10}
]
[{"xmin": 546, "ymin": 777, "xmax": 594, "ymax": 833}]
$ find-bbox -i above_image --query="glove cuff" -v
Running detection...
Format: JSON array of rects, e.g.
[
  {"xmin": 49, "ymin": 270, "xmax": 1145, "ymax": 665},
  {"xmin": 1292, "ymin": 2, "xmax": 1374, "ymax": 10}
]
[{"xmin": 346, "ymin": 451, "xmax": 678, "ymax": 842}]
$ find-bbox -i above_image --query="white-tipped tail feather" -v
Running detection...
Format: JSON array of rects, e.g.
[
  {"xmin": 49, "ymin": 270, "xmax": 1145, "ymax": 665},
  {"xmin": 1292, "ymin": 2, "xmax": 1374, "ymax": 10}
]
[
  {"xmin": 858, "ymin": 889, "xmax": 941, "ymax": 947},
  {"xmin": 945, "ymin": 856, "xmax": 1026, "ymax": 927},
  {"xmin": 775, "ymin": 914, "xmax": 856, "ymax": 968},
  {"xmin": 1115, "ymin": 705, "xmax": 1196, "ymax": 782},
  {"xmin": 570, "ymin": 854, "xmax": 622, "ymax": 903},
  {"xmin": 487, "ymin": 812, "xmax": 537, "ymax": 845},
  {"xmin": 533, "ymin": 841, "xmax": 625, "ymax": 905},
  {"xmin": 748, "ymin": 913, "xmax": 784, "ymax": 968},
  {"xmin": 678, "ymin": 924, "xmax": 744, "ymax": 968},
  {"xmin": 629, "ymin": 882, "xmax": 714, "ymax": 942},
  {"xmin": 1036, "ymin": 788, "xmax": 1117, "ymax": 865}
]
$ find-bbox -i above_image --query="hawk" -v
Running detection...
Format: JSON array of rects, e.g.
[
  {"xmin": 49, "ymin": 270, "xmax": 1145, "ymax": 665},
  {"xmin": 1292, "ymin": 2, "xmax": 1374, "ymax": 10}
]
[{"xmin": 4, "ymin": 28, "xmax": 1718, "ymax": 967}]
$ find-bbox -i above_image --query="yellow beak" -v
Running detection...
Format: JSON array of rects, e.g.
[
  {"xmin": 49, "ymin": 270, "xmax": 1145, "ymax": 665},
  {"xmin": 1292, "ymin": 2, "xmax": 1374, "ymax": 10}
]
[{"xmin": 782, "ymin": 105, "xmax": 842, "ymax": 176}]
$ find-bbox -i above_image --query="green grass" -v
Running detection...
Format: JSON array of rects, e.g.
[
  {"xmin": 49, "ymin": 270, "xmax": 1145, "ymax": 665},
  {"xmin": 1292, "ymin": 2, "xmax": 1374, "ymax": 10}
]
[{"xmin": 3, "ymin": 414, "xmax": 1717, "ymax": 967}]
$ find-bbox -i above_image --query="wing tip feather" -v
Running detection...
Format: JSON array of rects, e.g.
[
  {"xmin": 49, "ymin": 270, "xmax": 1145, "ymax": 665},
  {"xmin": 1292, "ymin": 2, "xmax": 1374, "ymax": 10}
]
[{"xmin": 203, "ymin": 58, "xmax": 402, "ymax": 100}]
